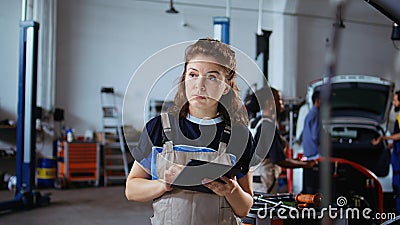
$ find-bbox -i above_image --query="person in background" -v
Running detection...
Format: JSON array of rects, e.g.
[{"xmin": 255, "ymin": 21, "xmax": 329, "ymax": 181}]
[
  {"xmin": 125, "ymin": 38, "xmax": 255, "ymax": 225},
  {"xmin": 251, "ymin": 87, "xmax": 317, "ymax": 194},
  {"xmin": 301, "ymin": 91, "xmax": 321, "ymax": 194},
  {"xmin": 372, "ymin": 90, "xmax": 400, "ymax": 213},
  {"xmin": 302, "ymin": 91, "xmax": 321, "ymax": 160}
]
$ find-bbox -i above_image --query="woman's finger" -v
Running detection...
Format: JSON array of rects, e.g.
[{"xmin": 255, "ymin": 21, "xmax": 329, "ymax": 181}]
[{"xmin": 219, "ymin": 176, "xmax": 232, "ymax": 184}]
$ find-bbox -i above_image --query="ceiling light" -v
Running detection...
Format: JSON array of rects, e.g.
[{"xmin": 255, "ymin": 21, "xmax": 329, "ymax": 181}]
[{"xmin": 166, "ymin": 0, "xmax": 179, "ymax": 14}]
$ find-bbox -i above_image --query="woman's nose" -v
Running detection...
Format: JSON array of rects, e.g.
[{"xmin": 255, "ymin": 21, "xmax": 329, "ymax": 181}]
[{"xmin": 195, "ymin": 76, "xmax": 206, "ymax": 90}]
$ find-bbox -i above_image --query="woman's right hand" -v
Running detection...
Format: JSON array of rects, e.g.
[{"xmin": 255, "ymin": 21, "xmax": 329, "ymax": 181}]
[
  {"xmin": 161, "ymin": 164, "xmax": 183, "ymax": 192},
  {"xmin": 157, "ymin": 179, "xmax": 173, "ymax": 192}
]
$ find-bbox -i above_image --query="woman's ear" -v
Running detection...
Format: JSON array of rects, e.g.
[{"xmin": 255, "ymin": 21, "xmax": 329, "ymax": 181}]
[{"xmin": 222, "ymin": 87, "xmax": 230, "ymax": 95}]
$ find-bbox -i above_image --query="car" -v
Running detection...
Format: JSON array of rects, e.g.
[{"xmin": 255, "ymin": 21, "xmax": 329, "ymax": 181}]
[{"xmin": 292, "ymin": 74, "xmax": 395, "ymax": 214}]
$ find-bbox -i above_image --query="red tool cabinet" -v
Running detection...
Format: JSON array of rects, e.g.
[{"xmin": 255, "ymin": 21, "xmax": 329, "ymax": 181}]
[{"xmin": 56, "ymin": 141, "xmax": 100, "ymax": 188}]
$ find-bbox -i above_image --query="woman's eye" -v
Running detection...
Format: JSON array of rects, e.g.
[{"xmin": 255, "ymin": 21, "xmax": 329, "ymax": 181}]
[
  {"xmin": 188, "ymin": 73, "xmax": 197, "ymax": 78},
  {"xmin": 208, "ymin": 76, "xmax": 217, "ymax": 81}
]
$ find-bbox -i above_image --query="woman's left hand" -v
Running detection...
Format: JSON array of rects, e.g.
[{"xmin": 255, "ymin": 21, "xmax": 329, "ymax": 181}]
[{"xmin": 201, "ymin": 176, "xmax": 238, "ymax": 196}]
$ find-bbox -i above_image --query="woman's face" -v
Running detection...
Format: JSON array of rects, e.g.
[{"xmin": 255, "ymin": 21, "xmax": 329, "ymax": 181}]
[
  {"xmin": 184, "ymin": 55, "xmax": 229, "ymax": 115},
  {"xmin": 393, "ymin": 94, "xmax": 400, "ymax": 108},
  {"xmin": 393, "ymin": 94, "xmax": 400, "ymax": 112},
  {"xmin": 274, "ymin": 91, "xmax": 285, "ymax": 114}
]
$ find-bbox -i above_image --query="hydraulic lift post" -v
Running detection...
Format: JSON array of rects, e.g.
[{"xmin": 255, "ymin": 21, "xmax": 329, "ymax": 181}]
[{"xmin": 0, "ymin": 8, "xmax": 49, "ymax": 212}]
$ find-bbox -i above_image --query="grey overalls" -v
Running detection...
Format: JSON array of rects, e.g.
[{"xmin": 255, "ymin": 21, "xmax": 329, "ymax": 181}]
[
  {"xmin": 250, "ymin": 117, "xmax": 281, "ymax": 194},
  {"xmin": 150, "ymin": 113, "xmax": 243, "ymax": 225},
  {"xmin": 252, "ymin": 159, "xmax": 281, "ymax": 194}
]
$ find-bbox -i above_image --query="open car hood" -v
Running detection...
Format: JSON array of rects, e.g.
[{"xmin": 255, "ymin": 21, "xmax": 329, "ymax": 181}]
[{"xmin": 307, "ymin": 75, "xmax": 394, "ymax": 124}]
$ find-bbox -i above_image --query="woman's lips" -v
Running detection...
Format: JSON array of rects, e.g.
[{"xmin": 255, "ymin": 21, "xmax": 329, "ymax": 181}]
[{"xmin": 192, "ymin": 95, "xmax": 206, "ymax": 100}]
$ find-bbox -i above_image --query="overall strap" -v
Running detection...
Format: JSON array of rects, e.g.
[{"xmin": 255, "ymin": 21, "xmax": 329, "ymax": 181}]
[
  {"xmin": 217, "ymin": 125, "xmax": 231, "ymax": 153},
  {"xmin": 160, "ymin": 113, "xmax": 174, "ymax": 152},
  {"xmin": 248, "ymin": 116, "xmax": 262, "ymax": 137}
]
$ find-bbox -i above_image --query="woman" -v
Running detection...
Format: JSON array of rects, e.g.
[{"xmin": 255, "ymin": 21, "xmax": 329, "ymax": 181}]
[
  {"xmin": 125, "ymin": 38, "xmax": 255, "ymax": 225},
  {"xmin": 251, "ymin": 87, "xmax": 317, "ymax": 194}
]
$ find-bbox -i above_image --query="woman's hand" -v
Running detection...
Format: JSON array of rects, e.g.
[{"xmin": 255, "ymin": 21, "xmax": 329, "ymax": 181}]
[
  {"xmin": 201, "ymin": 176, "xmax": 238, "ymax": 196},
  {"xmin": 162, "ymin": 164, "xmax": 183, "ymax": 192}
]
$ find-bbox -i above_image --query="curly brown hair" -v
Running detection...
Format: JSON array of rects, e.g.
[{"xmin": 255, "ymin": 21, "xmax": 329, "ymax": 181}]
[{"xmin": 168, "ymin": 38, "xmax": 248, "ymax": 126}]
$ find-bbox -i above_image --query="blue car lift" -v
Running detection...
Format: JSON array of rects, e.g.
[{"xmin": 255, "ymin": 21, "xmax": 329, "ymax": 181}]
[{"xmin": 0, "ymin": 19, "xmax": 50, "ymax": 212}]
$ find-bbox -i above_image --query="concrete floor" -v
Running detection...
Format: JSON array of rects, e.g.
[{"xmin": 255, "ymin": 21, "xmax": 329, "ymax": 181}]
[
  {"xmin": 0, "ymin": 185, "xmax": 153, "ymax": 225},
  {"xmin": 2, "ymin": 185, "xmax": 400, "ymax": 225}
]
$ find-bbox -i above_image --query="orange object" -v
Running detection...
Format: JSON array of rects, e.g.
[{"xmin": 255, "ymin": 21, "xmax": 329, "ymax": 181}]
[
  {"xmin": 297, "ymin": 203, "xmax": 309, "ymax": 208},
  {"xmin": 57, "ymin": 141, "xmax": 100, "ymax": 188},
  {"xmin": 295, "ymin": 193, "xmax": 322, "ymax": 207}
]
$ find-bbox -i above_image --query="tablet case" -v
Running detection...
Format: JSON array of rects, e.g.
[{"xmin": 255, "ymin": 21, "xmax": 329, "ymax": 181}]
[{"xmin": 170, "ymin": 159, "xmax": 240, "ymax": 194}]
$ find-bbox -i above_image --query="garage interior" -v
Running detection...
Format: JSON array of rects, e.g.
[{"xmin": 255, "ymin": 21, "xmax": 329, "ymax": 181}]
[{"xmin": 1, "ymin": 0, "xmax": 400, "ymax": 224}]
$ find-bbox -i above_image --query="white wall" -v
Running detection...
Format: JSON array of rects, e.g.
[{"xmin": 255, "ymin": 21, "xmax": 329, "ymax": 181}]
[
  {"xmin": 2, "ymin": 0, "xmax": 398, "ymax": 157},
  {"xmin": 0, "ymin": 0, "xmax": 21, "ymax": 121},
  {"xmin": 55, "ymin": 0, "xmax": 276, "ymax": 134}
]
